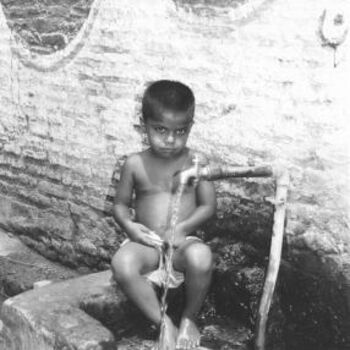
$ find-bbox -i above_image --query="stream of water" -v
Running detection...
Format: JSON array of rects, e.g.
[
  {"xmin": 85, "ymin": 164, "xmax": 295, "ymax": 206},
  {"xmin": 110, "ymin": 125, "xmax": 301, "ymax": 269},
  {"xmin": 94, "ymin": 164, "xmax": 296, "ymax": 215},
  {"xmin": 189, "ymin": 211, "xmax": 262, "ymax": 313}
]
[{"xmin": 158, "ymin": 182, "xmax": 186, "ymax": 349}]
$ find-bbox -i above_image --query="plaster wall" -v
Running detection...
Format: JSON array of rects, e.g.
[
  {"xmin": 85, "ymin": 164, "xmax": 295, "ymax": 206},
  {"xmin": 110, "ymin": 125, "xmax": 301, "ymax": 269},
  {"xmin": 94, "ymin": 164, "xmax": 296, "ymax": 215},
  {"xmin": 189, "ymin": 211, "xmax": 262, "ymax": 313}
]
[{"xmin": 0, "ymin": 0, "xmax": 349, "ymax": 347}]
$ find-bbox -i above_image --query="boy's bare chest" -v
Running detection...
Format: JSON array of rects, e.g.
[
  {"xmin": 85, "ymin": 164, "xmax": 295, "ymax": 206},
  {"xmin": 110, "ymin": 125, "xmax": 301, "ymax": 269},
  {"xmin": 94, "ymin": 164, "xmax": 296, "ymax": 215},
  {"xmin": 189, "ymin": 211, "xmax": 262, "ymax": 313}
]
[
  {"xmin": 135, "ymin": 150, "xmax": 192, "ymax": 195},
  {"xmin": 135, "ymin": 166, "xmax": 178, "ymax": 194}
]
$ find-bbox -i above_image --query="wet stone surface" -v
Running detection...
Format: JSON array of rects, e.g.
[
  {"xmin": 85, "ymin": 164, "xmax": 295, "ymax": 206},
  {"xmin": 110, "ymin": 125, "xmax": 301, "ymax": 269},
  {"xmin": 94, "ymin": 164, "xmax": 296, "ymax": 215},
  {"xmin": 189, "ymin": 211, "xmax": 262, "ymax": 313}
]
[{"xmin": 81, "ymin": 283, "xmax": 254, "ymax": 350}]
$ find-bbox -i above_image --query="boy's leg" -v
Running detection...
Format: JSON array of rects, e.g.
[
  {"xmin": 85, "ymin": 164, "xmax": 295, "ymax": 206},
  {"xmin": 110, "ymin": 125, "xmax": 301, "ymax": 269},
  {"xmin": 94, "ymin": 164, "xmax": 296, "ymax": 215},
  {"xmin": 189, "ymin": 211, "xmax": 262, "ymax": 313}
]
[
  {"xmin": 173, "ymin": 240, "xmax": 213, "ymax": 349},
  {"xmin": 111, "ymin": 242, "xmax": 178, "ymax": 349},
  {"xmin": 111, "ymin": 241, "xmax": 162, "ymax": 324}
]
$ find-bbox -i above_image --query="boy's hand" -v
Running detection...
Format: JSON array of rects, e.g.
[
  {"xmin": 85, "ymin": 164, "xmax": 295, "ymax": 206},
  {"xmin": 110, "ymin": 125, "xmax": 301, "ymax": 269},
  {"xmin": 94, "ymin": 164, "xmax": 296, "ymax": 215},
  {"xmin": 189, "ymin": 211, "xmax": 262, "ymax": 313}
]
[{"xmin": 126, "ymin": 222, "xmax": 163, "ymax": 248}]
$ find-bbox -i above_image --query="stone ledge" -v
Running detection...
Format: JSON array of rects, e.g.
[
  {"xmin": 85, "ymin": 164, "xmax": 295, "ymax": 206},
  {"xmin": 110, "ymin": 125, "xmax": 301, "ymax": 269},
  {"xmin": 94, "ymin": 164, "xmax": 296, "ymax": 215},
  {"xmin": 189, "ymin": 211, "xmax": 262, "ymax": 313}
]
[
  {"xmin": 0, "ymin": 271, "xmax": 116, "ymax": 350},
  {"xmin": 0, "ymin": 269, "xmax": 254, "ymax": 350}
]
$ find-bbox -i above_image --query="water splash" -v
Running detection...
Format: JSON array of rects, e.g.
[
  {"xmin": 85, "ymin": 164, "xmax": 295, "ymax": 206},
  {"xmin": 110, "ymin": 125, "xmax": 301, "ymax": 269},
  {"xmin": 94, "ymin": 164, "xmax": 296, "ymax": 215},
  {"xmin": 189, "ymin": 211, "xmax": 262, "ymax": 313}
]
[{"xmin": 158, "ymin": 182, "xmax": 186, "ymax": 349}]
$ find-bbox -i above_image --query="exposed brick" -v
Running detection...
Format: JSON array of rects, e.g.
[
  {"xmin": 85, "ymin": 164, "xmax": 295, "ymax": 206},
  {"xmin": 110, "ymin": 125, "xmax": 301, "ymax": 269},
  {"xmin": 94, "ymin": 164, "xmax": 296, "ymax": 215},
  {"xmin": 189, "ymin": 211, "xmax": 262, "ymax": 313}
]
[
  {"xmin": 37, "ymin": 180, "xmax": 69, "ymax": 200},
  {"xmin": 22, "ymin": 147, "xmax": 48, "ymax": 162}
]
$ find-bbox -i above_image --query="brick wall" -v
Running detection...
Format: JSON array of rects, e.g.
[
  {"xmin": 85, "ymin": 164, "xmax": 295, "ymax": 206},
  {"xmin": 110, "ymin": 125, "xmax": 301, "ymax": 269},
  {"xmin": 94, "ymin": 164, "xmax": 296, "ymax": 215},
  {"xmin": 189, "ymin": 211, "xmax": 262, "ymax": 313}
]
[{"xmin": 0, "ymin": 0, "xmax": 349, "ymax": 346}]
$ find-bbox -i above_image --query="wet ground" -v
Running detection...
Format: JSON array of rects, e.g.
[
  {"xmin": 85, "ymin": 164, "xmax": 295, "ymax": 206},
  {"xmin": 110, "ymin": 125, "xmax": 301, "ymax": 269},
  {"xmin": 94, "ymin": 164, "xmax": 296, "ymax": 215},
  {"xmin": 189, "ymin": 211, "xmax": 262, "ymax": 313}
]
[
  {"xmin": 81, "ymin": 285, "xmax": 254, "ymax": 350},
  {"xmin": 111, "ymin": 316, "xmax": 253, "ymax": 350}
]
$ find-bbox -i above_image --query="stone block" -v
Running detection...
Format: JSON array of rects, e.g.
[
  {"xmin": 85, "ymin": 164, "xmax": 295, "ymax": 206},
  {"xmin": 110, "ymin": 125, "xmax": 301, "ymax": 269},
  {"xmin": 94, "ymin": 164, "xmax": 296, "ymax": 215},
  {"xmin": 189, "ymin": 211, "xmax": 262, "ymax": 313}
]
[{"xmin": 0, "ymin": 269, "xmax": 255, "ymax": 350}]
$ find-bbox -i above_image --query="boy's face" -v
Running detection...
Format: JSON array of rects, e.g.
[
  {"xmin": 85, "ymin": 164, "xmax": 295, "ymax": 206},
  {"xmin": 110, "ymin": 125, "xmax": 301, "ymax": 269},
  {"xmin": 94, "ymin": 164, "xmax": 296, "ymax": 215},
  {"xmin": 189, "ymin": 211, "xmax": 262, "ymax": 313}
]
[{"xmin": 143, "ymin": 107, "xmax": 193, "ymax": 159}]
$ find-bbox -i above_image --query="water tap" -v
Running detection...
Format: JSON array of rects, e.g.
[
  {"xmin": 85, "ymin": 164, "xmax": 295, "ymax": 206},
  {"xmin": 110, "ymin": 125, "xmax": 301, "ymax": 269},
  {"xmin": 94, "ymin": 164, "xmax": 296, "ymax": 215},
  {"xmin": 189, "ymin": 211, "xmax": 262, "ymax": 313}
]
[
  {"xmin": 177, "ymin": 154, "xmax": 274, "ymax": 186},
  {"xmin": 179, "ymin": 154, "xmax": 205, "ymax": 185}
]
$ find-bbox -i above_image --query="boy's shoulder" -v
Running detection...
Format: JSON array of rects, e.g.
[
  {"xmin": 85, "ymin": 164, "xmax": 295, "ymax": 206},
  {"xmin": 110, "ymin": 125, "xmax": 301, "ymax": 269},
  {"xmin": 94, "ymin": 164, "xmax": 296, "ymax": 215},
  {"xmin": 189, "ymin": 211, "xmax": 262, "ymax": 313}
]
[{"xmin": 123, "ymin": 150, "xmax": 149, "ymax": 168}]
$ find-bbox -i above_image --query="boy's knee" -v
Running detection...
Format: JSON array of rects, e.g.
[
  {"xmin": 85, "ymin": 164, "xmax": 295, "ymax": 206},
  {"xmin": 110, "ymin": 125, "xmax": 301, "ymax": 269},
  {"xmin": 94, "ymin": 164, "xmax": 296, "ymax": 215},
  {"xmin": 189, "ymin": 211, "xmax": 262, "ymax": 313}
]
[
  {"xmin": 111, "ymin": 253, "xmax": 138, "ymax": 282},
  {"xmin": 185, "ymin": 243, "xmax": 213, "ymax": 273}
]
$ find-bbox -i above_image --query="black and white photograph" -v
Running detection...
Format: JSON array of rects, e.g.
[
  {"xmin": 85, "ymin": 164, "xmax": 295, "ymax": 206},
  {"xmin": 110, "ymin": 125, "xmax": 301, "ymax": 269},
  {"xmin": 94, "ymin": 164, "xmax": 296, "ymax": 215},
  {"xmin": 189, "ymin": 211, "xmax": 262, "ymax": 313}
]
[{"xmin": 0, "ymin": 0, "xmax": 349, "ymax": 349}]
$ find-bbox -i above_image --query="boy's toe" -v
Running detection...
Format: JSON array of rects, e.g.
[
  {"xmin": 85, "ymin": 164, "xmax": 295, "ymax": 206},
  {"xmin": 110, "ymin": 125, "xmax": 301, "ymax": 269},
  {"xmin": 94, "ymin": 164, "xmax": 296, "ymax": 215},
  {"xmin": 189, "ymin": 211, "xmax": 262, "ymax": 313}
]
[
  {"xmin": 176, "ymin": 337, "xmax": 200, "ymax": 349},
  {"xmin": 176, "ymin": 337, "xmax": 185, "ymax": 349},
  {"xmin": 191, "ymin": 340, "xmax": 198, "ymax": 349}
]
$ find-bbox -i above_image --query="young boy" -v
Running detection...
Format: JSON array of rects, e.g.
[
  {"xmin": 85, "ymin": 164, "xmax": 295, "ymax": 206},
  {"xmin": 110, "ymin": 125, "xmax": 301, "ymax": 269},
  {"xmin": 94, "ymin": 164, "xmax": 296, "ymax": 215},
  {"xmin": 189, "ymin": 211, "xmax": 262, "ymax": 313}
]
[{"xmin": 111, "ymin": 80, "xmax": 216, "ymax": 350}]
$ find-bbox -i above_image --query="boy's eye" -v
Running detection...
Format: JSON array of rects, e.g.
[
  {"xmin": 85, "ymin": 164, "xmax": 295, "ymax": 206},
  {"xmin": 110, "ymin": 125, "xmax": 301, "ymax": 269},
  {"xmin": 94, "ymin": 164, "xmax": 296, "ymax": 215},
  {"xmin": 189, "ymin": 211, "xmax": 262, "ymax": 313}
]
[
  {"xmin": 175, "ymin": 128, "xmax": 187, "ymax": 136},
  {"xmin": 154, "ymin": 127, "xmax": 167, "ymax": 134}
]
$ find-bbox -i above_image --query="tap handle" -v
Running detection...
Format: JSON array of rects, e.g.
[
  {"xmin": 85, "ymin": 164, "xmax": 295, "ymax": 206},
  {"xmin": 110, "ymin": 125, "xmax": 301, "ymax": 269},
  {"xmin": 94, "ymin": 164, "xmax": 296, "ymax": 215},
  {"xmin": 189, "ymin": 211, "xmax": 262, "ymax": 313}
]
[
  {"xmin": 193, "ymin": 154, "xmax": 200, "ymax": 170},
  {"xmin": 191, "ymin": 154, "xmax": 201, "ymax": 186}
]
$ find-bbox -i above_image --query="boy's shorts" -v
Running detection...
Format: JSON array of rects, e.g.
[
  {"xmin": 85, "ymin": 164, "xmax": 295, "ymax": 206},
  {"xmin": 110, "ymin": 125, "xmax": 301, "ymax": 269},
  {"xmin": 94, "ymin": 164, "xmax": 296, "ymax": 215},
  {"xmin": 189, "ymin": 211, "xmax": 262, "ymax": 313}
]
[{"xmin": 119, "ymin": 236, "xmax": 202, "ymax": 289}]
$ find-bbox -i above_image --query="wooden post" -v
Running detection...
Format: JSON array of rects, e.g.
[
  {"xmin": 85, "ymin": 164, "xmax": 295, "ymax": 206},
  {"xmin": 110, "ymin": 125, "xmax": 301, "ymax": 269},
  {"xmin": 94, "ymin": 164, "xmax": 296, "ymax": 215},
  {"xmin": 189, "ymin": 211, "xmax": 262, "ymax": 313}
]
[{"xmin": 254, "ymin": 169, "xmax": 289, "ymax": 350}]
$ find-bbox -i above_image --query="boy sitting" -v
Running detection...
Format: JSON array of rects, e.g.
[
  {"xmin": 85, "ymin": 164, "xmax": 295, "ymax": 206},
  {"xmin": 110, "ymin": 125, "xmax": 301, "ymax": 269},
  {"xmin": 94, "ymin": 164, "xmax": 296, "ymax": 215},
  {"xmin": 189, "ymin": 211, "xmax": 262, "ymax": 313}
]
[{"xmin": 111, "ymin": 80, "xmax": 216, "ymax": 350}]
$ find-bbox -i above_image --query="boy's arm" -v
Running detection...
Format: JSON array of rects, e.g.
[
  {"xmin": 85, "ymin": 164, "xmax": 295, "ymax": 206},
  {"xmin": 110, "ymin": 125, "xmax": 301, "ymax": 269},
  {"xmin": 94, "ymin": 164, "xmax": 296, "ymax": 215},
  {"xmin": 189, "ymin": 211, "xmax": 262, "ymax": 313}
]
[
  {"xmin": 113, "ymin": 155, "xmax": 162, "ymax": 247},
  {"xmin": 176, "ymin": 180, "xmax": 216, "ymax": 238},
  {"xmin": 113, "ymin": 156, "xmax": 135, "ymax": 231}
]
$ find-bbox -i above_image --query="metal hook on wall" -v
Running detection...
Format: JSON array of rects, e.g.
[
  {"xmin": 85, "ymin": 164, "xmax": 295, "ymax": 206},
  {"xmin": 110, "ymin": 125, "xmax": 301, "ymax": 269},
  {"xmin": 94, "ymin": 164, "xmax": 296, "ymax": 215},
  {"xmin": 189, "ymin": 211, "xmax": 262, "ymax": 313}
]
[{"xmin": 318, "ymin": 6, "xmax": 348, "ymax": 67}]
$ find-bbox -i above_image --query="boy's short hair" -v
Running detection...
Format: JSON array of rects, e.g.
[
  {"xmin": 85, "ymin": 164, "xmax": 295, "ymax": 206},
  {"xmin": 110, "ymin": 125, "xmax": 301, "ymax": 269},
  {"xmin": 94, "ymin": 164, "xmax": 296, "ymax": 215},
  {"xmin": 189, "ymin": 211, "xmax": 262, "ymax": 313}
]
[{"xmin": 142, "ymin": 80, "xmax": 195, "ymax": 121}]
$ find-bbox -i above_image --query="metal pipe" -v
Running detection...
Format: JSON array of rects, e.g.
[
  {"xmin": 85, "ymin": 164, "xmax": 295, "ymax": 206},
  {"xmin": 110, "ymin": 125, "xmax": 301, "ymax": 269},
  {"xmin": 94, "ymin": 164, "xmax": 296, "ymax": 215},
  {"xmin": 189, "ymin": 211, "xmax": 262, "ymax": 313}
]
[
  {"xmin": 179, "ymin": 163, "xmax": 273, "ymax": 185},
  {"xmin": 254, "ymin": 170, "xmax": 289, "ymax": 350},
  {"xmin": 177, "ymin": 159, "xmax": 289, "ymax": 350}
]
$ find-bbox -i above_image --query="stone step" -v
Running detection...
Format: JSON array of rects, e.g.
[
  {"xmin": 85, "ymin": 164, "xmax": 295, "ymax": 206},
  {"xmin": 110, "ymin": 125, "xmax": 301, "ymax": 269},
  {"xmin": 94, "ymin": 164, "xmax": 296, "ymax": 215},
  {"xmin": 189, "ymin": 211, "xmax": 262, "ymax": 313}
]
[
  {"xmin": 1, "ymin": 270, "xmax": 253, "ymax": 350},
  {"xmin": 0, "ymin": 228, "xmax": 254, "ymax": 350}
]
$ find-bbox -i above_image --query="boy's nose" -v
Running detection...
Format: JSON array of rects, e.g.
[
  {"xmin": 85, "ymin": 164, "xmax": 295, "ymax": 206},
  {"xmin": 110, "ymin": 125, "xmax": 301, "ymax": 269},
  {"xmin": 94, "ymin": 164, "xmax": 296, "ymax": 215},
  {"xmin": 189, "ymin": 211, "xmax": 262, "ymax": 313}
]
[{"xmin": 166, "ymin": 132, "xmax": 175, "ymax": 144}]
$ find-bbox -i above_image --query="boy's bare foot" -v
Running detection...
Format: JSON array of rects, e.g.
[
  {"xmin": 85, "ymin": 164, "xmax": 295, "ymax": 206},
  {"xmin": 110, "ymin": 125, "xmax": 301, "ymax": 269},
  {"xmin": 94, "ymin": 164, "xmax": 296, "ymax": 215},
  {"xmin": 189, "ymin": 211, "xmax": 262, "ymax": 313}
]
[
  {"xmin": 157, "ymin": 315, "xmax": 178, "ymax": 350},
  {"xmin": 176, "ymin": 317, "xmax": 200, "ymax": 349}
]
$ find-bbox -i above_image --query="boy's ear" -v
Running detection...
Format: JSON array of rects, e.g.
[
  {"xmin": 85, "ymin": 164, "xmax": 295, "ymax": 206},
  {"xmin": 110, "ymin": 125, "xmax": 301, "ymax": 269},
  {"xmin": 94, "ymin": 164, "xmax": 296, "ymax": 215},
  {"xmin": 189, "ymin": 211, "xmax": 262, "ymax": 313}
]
[
  {"xmin": 139, "ymin": 117, "xmax": 146, "ymax": 131},
  {"xmin": 133, "ymin": 117, "xmax": 146, "ymax": 135}
]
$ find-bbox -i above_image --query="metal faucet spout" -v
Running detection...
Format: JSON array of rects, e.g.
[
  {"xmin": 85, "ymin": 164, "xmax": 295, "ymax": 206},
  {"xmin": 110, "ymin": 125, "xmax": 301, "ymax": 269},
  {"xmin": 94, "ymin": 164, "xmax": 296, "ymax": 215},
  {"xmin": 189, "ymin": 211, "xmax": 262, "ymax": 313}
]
[
  {"xmin": 178, "ymin": 163, "xmax": 274, "ymax": 185},
  {"xmin": 179, "ymin": 154, "xmax": 201, "ymax": 185},
  {"xmin": 179, "ymin": 166, "xmax": 200, "ymax": 185}
]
